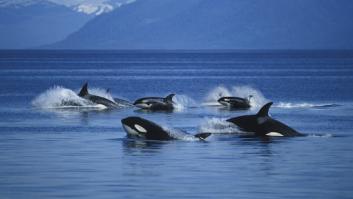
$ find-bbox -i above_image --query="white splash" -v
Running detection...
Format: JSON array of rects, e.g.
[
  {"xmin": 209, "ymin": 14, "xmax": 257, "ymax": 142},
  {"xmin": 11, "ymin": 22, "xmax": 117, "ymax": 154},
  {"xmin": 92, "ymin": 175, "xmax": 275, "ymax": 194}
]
[
  {"xmin": 198, "ymin": 117, "xmax": 245, "ymax": 134},
  {"xmin": 204, "ymin": 85, "xmax": 269, "ymax": 108},
  {"xmin": 173, "ymin": 94, "xmax": 198, "ymax": 110},
  {"xmin": 32, "ymin": 86, "xmax": 110, "ymax": 109},
  {"xmin": 275, "ymin": 102, "xmax": 340, "ymax": 109},
  {"xmin": 232, "ymin": 85, "xmax": 268, "ymax": 108},
  {"xmin": 205, "ymin": 86, "xmax": 232, "ymax": 103},
  {"xmin": 163, "ymin": 127, "xmax": 199, "ymax": 141},
  {"xmin": 307, "ymin": 133, "xmax": 333, "ymax": 138}
]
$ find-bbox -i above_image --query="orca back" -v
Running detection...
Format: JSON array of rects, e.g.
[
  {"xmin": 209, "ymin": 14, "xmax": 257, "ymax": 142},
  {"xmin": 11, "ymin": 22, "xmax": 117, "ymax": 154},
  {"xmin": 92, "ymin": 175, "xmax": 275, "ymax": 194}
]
[
  {"xmin": 88, "ymin": 95, "xmax": 118, "ymax": 108},
  {"xmin": 78, "ymin": 83, "xmax": 89, "ymax": 97},
  {"xmin": 164, "ymin": 94, "xmax": 175, "ymax": 103},
  {"xmin": 227, "ymin": 115, "xmax": 261, "ymax": 133},
  {"xmin": 227, "ymin": 102, "xmax": 303, "ymax": 137},
  {"xmin": 256, "ymin": 102, "xmax": 273, "ymax": 117},
  {"xmin": 77, "ymin": 82, "xmax": 118, "ymax": 108},
  {"xmin": 260, "ymin": 118, "xmax": 303, "ymax": 137}
]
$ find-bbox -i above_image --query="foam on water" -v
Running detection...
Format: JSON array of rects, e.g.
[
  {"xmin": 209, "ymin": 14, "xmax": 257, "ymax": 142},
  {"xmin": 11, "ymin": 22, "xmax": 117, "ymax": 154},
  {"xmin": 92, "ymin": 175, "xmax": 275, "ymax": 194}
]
[
  {"xmin": 204, "ymin": 85, "xmax": 269, "ymax": 108},
  {"xmin": 163, "ymin": 127, "xmax": 200, "ymax": 141},
  {"xmin": 231, "ymin": 85, "xmax": 268, "ymax": 108},
  {"xmin": 173, "ymin": 94, "xmax": 198, "ymax": 110},
  {"xmin": 32, "ymin": 86, "xmax": 104, "ymax": 109},
  {"xmin": 199, "ymin": 117, "xmax": 248, "ymax": 134},
  {"xmin": 276, "ymin": 102, "xmax": 341, "ymax": 109},
  {"xmin": 307, "ymin": 133, "xmax": 333, "ymax": 138},
  {"xmin": 204, "ymin": 86, "xmax": 232, "ymax": 102}
]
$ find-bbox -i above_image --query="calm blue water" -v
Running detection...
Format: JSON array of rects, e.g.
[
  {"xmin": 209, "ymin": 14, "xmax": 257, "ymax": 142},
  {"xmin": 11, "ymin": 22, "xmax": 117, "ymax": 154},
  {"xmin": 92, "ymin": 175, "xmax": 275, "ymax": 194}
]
[{"xmin": 0, "ymin": 50, "xmax": 353, "ymax": 199}]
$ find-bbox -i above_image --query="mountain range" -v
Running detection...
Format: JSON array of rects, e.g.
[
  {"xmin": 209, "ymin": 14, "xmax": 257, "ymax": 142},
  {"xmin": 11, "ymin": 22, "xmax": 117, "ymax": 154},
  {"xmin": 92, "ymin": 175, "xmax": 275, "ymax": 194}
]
[
  {"xmin": 51, "ymin": 0, "xmax": 353, "ymax": 49},
  {"xmin": 0, "ymin": 0, "xmax": 134, "ymax": 49}
]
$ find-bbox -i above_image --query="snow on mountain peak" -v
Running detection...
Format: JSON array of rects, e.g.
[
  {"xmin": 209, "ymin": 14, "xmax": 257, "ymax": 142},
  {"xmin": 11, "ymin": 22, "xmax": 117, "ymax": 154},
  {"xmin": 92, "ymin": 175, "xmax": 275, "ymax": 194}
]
[
  {"xmin": 56, "ymin": 0, "xmax": 137, "ymax": 15},
  {"xmin": 74, "ymin": 3, "xmax": 114, "ymax": 15},
  {"xmin": 0, "ymin": 0, "xmax": 137, "ymax": 15}
]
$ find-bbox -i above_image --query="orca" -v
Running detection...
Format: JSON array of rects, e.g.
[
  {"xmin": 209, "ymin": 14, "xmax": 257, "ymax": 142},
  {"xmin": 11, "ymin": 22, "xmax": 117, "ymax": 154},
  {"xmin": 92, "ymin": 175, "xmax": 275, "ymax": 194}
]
[
  {"xmin": 121, "ymin": 116, "xmax": 211, "ymax": 141},
  {"xmin": 218, "ymin": 95, "xmax": 253, "ymax": 109},
  {"xmin": 133, "ymin": 94, "xmax": 175, "ymax": 111},
  {"xmin": 105, "ymin": 87, "xmax": 133, "ymax": 107},
  {"xmin": 78, "ymin": 83, "xmax": 122, "ymax": 108},
  {"xmin": 226, "ymin": 102, "xmax": 303, "ymax": 137}
]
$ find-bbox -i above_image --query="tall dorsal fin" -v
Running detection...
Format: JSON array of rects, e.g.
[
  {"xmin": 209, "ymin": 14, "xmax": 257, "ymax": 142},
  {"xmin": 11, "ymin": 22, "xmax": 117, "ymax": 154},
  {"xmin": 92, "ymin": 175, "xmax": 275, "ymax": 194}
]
[
  {"xmin": 78, "ymin": 82, "xmax": 89, "ymax": 97},
  {"xmin": 164, "ymin": 94, "xmax": 175, "ymax": 103},
  {"xmin": 257, "ymin": 102, "xmax": 273, "ymax": 117}
]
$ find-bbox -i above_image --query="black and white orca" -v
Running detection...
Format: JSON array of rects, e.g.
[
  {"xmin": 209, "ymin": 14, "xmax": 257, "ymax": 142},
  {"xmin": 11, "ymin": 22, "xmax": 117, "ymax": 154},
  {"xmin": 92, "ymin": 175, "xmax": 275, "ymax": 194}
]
[
  {"xmin": 78, "ymin": 83, "xmax": 123, "ymax": 108},
  {"xmin": 226, "ymin": 102, "xmax": 303, "ymax": 137},
  {"xmin": 218, "ymin": 95, "xmax": 253, "ymax": 109},
  {"xmin": 121, "ymin": 116, "xmax": 211, "ymax": 141},
  {"xmin": 133, "ymin": 94, "xmax": 175, "ymax": 111}
]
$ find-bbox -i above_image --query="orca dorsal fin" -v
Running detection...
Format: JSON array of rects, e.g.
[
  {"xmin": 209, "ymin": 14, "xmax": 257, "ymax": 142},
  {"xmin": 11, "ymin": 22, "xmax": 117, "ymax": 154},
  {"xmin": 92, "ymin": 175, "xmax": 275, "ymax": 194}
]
[
  {"xmin": 257, "ymin": 102, "xmax": 273, "ymax": 117},
  {"xmin": 164, "ymin": 94, "xmax": 175, "ymax": 103},
  {"xmin": 78, "ymin": 82, "xmax": 89, "ymax": 97}
]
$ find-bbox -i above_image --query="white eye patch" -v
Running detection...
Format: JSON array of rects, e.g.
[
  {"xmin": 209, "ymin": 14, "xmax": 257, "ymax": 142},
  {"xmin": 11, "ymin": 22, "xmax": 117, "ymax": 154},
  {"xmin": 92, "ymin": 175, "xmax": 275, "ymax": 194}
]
[
  {"xmin": 266, "ymin": 132, "xmax": 284, "ymax": 137},
  {"xmin": 134, "ymin": 124, "xmax": 147, "ymax": 133}
]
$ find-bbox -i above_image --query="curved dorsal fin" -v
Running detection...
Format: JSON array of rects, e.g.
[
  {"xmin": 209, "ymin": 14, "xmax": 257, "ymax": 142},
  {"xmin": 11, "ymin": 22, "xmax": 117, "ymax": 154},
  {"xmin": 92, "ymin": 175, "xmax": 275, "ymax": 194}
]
[
  {"xmin": 164, "ymin": 94, "xmax": 175, "ymax": 103},
  {"xmin": 257, "ymin": 102, "xmax": 273, "ymax": 117},
  {"xmin": 78, "ymin": 82, "xmax": 89, "ymax": 97}
]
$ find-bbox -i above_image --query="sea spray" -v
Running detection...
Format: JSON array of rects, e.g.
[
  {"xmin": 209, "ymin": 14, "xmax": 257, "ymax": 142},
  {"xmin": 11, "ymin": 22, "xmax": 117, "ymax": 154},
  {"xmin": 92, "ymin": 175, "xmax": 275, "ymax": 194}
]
[
  {"xmin": 204, "ymin": 85, "xmax": 269, "ymax": 108},
  {"xmin": 276, "ymin": 102, "xmax": 341, "ymax": 109},
  {"xmin": 32, "ymin": 86, "xmax": 94, "ymax": 108},
  {"xmin": 173, "ymin": 94, "xmax": 198, "ymax": 110},
  {"xmin": 232, "ymin": 85, "xmax": 268, "ymax": 108},
  {"xmin": 205, "ymin": 86, "xmax": 232, "ymax": 103},
  {"xmin": 164, "ymin": 127, "xmax": 200, "ymax": 141},
  {"xmin": 31, "ymin": 86, "xmax": 113, "ymax": 109},
  {"xmin": 198, "ymin": 117, "xmax": 246, "ymax": 134}
]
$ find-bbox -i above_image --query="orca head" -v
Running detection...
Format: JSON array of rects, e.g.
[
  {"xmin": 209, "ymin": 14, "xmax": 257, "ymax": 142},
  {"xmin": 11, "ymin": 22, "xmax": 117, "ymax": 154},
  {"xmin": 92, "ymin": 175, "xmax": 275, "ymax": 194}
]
[
  {"xmin": 121, "ymin": 117, "xmax": 155, "ymax": 138},
  {"xmin": 121, "ymin": 116, "xmax": 167, "ymax": 138},
  {"xmin": 133, "ymin": 99, "xmax": 155, "ymax": 109},
  {"xmin": 121, "ymin": 117, "xmax": 172, "ymax": 140},
  {"xmin": 78, "ymin": 82, "xmax": 89, "ymax": 97},
  {"xmin": 218, "ymin": 97, "xmax": 232, "ymax": 106}
]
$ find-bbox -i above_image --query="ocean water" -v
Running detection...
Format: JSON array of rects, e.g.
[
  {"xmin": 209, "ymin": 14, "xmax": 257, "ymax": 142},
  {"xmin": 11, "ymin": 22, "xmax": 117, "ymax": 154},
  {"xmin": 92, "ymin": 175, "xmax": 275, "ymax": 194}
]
[{"xmin": 0, "ymin": 50, "xmax": 353, "ymax": 199}]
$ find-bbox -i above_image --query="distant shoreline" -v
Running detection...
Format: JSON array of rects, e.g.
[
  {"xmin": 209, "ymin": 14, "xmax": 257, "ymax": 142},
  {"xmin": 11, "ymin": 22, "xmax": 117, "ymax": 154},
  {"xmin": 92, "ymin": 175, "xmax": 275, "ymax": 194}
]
[{"xmin": 1, "ymin": 49, "xmax": 353, "ymax": 59}]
